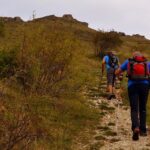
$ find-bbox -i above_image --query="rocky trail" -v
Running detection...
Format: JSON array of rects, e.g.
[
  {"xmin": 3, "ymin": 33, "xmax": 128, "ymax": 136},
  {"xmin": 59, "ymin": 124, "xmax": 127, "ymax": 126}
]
[{"xmin": 82, "ymin": 76, "xmax": 150, "ymax": 150}]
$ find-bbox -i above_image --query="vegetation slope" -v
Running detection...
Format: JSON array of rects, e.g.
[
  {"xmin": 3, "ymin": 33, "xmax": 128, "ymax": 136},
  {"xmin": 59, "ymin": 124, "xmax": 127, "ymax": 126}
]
[{"xmin": 0, "ymin": 14, "xmax": 149, "ymax": 150}]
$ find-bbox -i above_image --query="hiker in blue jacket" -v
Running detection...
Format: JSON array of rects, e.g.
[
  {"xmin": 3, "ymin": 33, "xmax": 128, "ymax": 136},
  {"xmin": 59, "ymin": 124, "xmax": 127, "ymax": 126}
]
[
  {"xmin": 115, "ymin": 51, "xmax": 150, "ymax": 141},
  {"xmin": 102, "ymin": 51, "xmax": 120, "ymax": 100}
]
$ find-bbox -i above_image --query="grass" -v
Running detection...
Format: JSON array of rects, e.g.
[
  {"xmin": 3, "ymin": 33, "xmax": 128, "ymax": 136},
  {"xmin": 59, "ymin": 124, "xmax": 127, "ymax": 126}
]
[
  {"xmin": 0, "ymin": 15, "xmax": 150, "ymax": 149},
  {"xmin": 99, "ymin": 102, "xmax": 115, "ymax": 112},
  {"xmin": 95, "ymin": 135, "xmax": 107, "ymax": 141},
  {"xmin": 90, "ymin": 142, "xmax": 104, "ymax": 150},
  {"xmin": 0, "ymin": 83, "xmax": 100, "ymax": 150},
  {"xmin": 109, "ymin": 138, "xmax": 120, "ymax": 143},
  {"xmin": 108, "ymin": 122, "xmax": 115, "ymax": 126},
  {"xmin": 97, "ymin": 126, "xmax": 110, "ymax": 131},
  {"xmin": 0, "ymin": 18, "xmax": 101, "ymax": 149},
  {"xmin": 147, "ymin": 95, "xmax": 150, "ymax": 125},
  {"xmin": 99, "ymin": 111, "xmax": 107, "ymax": 117},
  {"xmin": 104, "ymin": 130, "xmax": 117, "ymax": 136}
]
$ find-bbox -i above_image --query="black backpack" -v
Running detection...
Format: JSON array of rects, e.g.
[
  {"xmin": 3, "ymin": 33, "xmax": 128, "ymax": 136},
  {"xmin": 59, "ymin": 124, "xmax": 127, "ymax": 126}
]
[{"xmin": 108, "ymin": 54, "xmax": 118, "ymax": 68}]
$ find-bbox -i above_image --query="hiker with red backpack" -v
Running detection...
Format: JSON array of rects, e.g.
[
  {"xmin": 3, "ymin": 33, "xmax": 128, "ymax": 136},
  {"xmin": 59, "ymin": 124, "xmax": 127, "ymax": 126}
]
[
  {"xmin": 102, "ymin": 51, "xmax": 120, "ymax": 100},
  {"xmin": 115, "ymin": 51, "xmax": 150, "ymax": 141}
]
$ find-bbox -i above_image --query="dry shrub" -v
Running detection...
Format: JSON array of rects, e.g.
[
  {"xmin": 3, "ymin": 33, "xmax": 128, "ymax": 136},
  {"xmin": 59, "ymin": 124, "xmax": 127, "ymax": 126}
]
[{"xmin": 94, "ymin": 30, "xmax": 123, "ymax": 57}]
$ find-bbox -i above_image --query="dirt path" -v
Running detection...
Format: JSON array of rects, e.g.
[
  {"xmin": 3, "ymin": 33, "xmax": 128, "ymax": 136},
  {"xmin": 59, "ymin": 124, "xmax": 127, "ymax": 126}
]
[
  {"xmin": 94, "ymin": 97, "xmax": 150, "ymax": 150},
  {"xmin": 82, "ymin": 78, "xmax": 150, "ymax": 150}
]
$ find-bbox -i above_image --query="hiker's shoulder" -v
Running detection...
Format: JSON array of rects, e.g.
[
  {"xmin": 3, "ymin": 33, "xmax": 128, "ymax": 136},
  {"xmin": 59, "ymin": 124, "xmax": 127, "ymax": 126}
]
[
  {"xmin": 104, "ymin": 55, "xmax": 109, "ymax": 58},
  {"xmin": 120, "ymin": 59, "xmax": 129, "ymax": 70},
  {"xmin": 103, "ymin": 55, "xmax": 109, "ymax": 61},
  {"xmin": 122, "ymin": 59, "xmax": 129, "ymax": 64}
]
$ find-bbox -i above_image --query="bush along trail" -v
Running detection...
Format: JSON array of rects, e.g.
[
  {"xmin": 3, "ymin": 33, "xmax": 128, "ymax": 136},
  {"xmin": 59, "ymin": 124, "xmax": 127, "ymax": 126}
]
[{"xmin": 82, "ymin": 74, "xmax": 150, "ymax": 150}]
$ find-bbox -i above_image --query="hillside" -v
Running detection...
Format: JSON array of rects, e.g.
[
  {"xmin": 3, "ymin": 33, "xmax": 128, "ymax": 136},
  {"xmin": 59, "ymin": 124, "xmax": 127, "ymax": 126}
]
[{"xmin": 0, "ymin": 14, "xmax": 149, "ymax": 150}]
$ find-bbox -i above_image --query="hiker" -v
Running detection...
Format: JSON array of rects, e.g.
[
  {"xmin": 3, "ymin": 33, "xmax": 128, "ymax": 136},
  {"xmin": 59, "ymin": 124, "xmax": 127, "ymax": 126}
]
[
  {"xmin": 102, "ymin": 51, "xmax": 120, "ymax": 100},
  {"xmin": 115, "ymin": 51, "xmax": 150, "ymax": 141}
]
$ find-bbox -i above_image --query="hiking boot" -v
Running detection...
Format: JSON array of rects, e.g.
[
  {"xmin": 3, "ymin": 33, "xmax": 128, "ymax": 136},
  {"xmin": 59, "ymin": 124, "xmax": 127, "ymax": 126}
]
[
  {"xmin": 132, "ymin": 128, "xmax": 139, "ymax": 141},
  {"xmin": 107, "ymin": 94, "xmax": 113, "ymax": 100},
  {"xmin": 107, "ymin": 94, "xmax": 116, "ymax": 100},
  {"xmin": 140, "ymin": 131, "xmax": 147, "ymax": 136},
  {"xmin": 111, "ymin": 94, "xmax": 116, "ymax": 99}
]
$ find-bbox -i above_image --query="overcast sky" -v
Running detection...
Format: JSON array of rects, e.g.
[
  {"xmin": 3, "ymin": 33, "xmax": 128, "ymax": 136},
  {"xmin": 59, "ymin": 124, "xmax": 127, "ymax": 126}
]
[{"xmin": 1, "ymin": 0, "xmax": 150, "ymax": 39}]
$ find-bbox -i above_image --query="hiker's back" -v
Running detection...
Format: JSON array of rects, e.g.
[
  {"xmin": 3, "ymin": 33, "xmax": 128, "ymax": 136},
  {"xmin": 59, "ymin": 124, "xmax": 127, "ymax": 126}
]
[
  {"xmin": 127, "ymin": 55, "xmax": 149, "ymax": 81},
  {"xmin": 103, "ymin": 53, "xmax": 119, "ymax": 71},
  {"xmin": 108, "ymin": 54, "xmax": 119, "ymax": 69}
]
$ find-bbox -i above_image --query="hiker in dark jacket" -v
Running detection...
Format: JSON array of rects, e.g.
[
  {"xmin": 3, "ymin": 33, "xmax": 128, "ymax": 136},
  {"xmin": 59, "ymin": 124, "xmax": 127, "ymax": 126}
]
[
  {"xmin": 102, "ymin": 51, "xmax": 120, "ymax": 100},
  {"xmin": 115, "ymin": 51, "xmax": 150, "ymax": 141}
]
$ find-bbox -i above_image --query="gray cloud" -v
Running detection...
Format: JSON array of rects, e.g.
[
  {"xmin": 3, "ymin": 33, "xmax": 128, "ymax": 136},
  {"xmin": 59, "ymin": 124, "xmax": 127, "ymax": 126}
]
[{"xmin": 0, "ymin": 0, "xmax": 150, "ymax": 38}]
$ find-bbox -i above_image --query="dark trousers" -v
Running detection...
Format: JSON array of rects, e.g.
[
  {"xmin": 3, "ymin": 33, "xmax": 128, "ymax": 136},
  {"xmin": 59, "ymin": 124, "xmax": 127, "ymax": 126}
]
[{"xmin": 128, "ymin": 84, "xmax": 149, "ymax": 132}]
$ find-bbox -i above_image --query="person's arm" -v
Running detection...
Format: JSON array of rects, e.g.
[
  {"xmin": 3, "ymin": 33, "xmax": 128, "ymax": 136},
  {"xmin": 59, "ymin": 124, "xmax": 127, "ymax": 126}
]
[
  {"xmin": 115, "ymin": 68, "xmax": 123, "ymax": 81},
  {"xmin": 117, "ymin": 57, "xmax": 121, "ymax": 67},
  {"xmin": 115, "ymin": 59, "xmax": 128, "ymax": 77},
  {"xmin": 115, "ymin": 68, "xmax": 122, "ymax": 75}
]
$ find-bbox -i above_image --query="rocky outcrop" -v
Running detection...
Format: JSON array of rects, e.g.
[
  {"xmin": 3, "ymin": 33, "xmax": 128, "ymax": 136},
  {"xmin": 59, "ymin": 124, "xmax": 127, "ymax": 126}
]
[
  {"xmin": 14, "ymin": 17, "xmax": 23, "ymax": 22},
  {"xmin": 62, "ymin": 14, "xmax": 88, "ymax": 27},
  {"xmin": 132, "ymin": 34, "xmax": 146, "ymax": 39},
  {"xmin": 0, "ymin": 16, "xmax": 23, "ymax": 22},
  {"xmin": 62, "ymin": 14, "xmax": 74, "ymax": 20},
  {"xmin": 32, "ymin": 14, "xmax": 88, "ymax": 27},
  {"xmin": 118, "ymin": 32, "xmax": 126, "ymax": 36},
  {"xmin": 0, "ymin": 14, "xmax": 89, "ymax": 27},
  {"xmin": 33, "ymin": 15, "xmax": 57, "ymax": 22}
]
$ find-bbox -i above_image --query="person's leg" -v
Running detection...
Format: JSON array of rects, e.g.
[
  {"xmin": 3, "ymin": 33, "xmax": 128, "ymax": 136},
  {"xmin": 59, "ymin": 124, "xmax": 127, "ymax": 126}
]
[
  {"xmin": 107, "ymin": 70, "xmax": 113, "ymax": 93},
  {"xmin": 107, "ymin": 68, "xmax": 115, "ymax": 99},
  {"xmin": 128, "ymin": 85, "xmax": 140, "ymax": 140},
  {"xmin": 108, "ymin": 85, "xmax": 113, "ymax": 93},
  {"xmin": 106, "ymin": 85, "xmax": 109, "ymax": 92},
  {"xmin": 106, "ymin": 72, "xmax": 110, "ymax": 92},
  {"xmin": 112, "ymin": 72, "xmax": 116, "ymax": 96},
  {"xmin": 138, "ymin": 84, "xmax": 149, "ymax": 134},
  {"xmin": 128, "ymin": 85, "xmax": 139, "ymax": 131},
  {"xmin": 108, "ymin": 73, "xmax": 115, "ymax": 92}
]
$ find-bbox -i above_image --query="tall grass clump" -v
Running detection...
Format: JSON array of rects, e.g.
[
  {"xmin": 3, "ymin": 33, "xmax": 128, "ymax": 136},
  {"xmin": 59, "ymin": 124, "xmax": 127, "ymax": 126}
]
[
  {"xmin": 0, "ymin": 22, "xmax": 99, "ymax": 149},
  {"xmin": 94, "ymin": 30, "xmax": 123, "ymax": 58},
  {"xmin": 0, "ymin": 19, "xmax": 5, "ymax": 37}
]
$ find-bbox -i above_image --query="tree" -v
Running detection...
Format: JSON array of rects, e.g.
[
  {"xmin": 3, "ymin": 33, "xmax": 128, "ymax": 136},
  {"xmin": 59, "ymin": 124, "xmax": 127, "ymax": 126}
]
[{"xmin": 94, "ymin": 30, "xmax": 123, "ymax": 58}]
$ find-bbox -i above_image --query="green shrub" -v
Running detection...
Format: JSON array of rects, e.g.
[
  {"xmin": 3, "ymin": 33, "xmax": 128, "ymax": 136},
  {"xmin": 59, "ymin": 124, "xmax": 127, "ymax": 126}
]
[
  {"xmin": 0, "ymin": 49, "xmax": 17, "ymax": 78},
  {"xmin": 94, "ymin": 30, "xmax": 123, "ymax": 57}
]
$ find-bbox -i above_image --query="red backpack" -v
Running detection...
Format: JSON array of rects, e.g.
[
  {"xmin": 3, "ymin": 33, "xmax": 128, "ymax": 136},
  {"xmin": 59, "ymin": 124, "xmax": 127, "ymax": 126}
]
[{"xmin": 127, "ymin": 55, "xmax": 149, "ymax": 80}]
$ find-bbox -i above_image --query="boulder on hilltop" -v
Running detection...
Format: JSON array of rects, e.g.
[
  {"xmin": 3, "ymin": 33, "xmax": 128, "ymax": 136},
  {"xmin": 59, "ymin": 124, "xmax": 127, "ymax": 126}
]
[{"xmin": 0, "ymin": 16, "xmax": 23, "ymax": 22}]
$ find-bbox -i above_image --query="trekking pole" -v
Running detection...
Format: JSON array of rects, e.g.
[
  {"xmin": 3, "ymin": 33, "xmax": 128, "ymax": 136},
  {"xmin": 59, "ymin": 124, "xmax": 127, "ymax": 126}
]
[
  {"xmin": 115, "ymin": 98, "xmax": 120, "ymax": 135},
  {"xmin": 115, "ymin": 75, "xmax": 123, "ymax": 135},
  {"xmin": 99, "ymin": 70, "xmax": 103, "ymax": 90},
  {"xmin": 114, "ymin": 77, "xmax": 120, "ymax": 135}
]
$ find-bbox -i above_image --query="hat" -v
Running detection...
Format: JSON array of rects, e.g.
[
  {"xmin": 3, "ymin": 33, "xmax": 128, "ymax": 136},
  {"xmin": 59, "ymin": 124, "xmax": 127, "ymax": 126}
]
[{"xmin": 132, "ymin": 51, "xmax": 142, "ymax": 57}]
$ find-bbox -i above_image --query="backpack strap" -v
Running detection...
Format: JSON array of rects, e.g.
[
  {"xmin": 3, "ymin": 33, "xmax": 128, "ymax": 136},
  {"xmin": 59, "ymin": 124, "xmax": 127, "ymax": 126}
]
[
  {"xmin": 144, "ymin": 62, "xmax": 148, "ymax": 76},
  {"xmin": 108, "ymin": 54, "xmax": 118, "ymax": 68},
  {"xmin": 128, "ymin": 58, "xmax": 134, "ymax": 76}
]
